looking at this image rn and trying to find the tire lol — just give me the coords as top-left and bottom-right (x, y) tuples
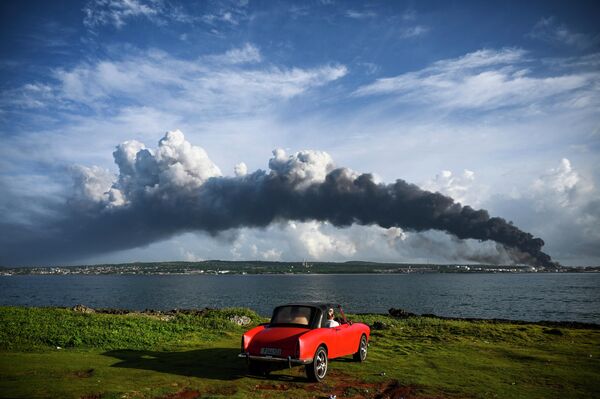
(306, 345), (328, 382)
(353, 334), (368, 362)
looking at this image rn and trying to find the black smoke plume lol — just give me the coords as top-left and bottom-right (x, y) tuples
(0, 131), (558, 268)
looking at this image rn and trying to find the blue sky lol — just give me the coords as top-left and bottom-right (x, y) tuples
(1, 0), (599, 266)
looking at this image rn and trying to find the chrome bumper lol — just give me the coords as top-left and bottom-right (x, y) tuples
(238, 353), (313, 367)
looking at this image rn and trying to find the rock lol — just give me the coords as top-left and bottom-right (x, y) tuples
(72, 304), (95, 314)
(229, 315), (252, 326)
(388, 308), (416, 318)
(371, 321), (389, 330)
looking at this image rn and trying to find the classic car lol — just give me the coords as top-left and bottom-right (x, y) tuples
(238, 302), (370, 382)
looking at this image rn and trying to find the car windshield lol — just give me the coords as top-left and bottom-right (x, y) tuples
(271, 306), (314, 326)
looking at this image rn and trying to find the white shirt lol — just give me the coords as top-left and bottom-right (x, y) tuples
(324, 319), (339, 328)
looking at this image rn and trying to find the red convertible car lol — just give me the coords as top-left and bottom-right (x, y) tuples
(238, 303), (370, 381)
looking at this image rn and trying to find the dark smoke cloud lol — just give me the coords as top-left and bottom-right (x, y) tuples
(0, 130), (558, 267)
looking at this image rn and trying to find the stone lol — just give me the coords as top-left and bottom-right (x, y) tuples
(229, 315), (252, 326)
(72, 304), (95, 314)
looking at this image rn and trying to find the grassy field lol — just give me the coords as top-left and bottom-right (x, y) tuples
(0, 306), (599, 398)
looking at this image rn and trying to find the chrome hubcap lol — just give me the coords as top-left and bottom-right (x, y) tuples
(315, 351), (327, 378)
(360, 338), (367, 360)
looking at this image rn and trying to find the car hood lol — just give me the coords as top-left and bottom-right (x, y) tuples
(247, 326), (309, 356)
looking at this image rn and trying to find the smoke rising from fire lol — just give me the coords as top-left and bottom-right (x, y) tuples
(0, 130), (557, 267)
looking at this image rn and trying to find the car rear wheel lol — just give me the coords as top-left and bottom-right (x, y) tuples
(353, 334), (368, 362)
(306, 345), (328, 382)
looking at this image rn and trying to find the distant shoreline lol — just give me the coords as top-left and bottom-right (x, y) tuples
(2, 271), (600, 276)
(2, 260), (599, 276)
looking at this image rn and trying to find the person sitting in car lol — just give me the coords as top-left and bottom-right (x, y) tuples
(324, 308), (340, 328)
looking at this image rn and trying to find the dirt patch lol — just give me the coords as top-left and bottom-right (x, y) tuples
(158, 389), (201, 399)
(375, 380), (416, 399)
(254, 383), (290, 391)
(375, 380), (452, 399)
(206, 385), (238, 396)
(301, 374), (444, 399)
(306, 371), (383, 398)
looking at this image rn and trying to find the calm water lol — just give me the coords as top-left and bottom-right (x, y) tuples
(1, 273), (599, 323)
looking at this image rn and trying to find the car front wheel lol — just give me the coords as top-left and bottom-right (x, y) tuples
(306, 345), (328, 382)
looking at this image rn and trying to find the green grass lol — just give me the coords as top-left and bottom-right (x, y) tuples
(0, 306), (599, 398)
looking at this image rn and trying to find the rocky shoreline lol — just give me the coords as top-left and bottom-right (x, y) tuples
(62, 304), (600, 330)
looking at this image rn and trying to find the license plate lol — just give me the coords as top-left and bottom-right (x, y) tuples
(260, 347), (281, 356)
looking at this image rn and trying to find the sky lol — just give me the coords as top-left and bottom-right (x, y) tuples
(0, 0), (599, 266)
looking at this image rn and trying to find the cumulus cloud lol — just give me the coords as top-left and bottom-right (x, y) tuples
(234, 162), (248, 177)
(422, 169), (480, 207)
(70, 165), (114, 203)
(292, 221), (357, 258)
(487, 158), (599, 264)
(0, 130), (557, 267)
(268, 148), (335, 188)
(532, 158), (585, 209)
(219, 221), (513, 265)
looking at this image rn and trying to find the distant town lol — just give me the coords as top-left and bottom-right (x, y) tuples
(1, 260), (598, 276)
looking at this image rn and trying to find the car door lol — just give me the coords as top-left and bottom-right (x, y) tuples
(333, 323), (357, 356)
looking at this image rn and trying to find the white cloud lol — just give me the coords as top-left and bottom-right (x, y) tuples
(84, 129), (222, 207)
(399, 25), (429, 38)
(354, 48), (599, 111)
(530, 17), (597, 49)
(532, 158), (583, 208)
(422, 169), (480, 207)
(185, 220), (514, 265)
(182, 249), (203, 262)
(234, 162), (248, 177)
(486, 158), (599, 264)
(259, 247), (283, 261)
(345, 10), (377, 19)
(83, 0), (163, 29)
(294, 221), (357, 258)
(17, 46), (346, 116)
(82, 0), (252, 32)
(207, 43), (262, 64)
(268, 148), (335, 188)
(3, 44), (599, 266)
(70, 165), (114, 203)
